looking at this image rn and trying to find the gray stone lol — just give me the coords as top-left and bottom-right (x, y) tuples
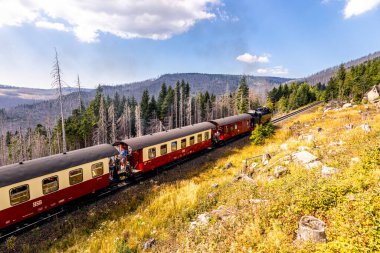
(342, 103), (352, 108)
(211, 183), (219, 188)
(361, 123), (371, 133)
(296, 216), (327, 243)
(143, 238), (156, 250)
(345, 123), (354, 130)
(262, 153), (271, 165)
(280, 143), (288, 150)
(274, 166), (288, 178)
(249, 199), (269, 204)
(292, 151), (318, 164)
(305, 161), (322, 169)
(351, 157), (360, 163)
(211, 205), (236, 220)
(249, 162), (258, 170)
(321, 166), (339, 177)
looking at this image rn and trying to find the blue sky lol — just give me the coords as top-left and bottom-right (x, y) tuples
(0, 0), (379, 89)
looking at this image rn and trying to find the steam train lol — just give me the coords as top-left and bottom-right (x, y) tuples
(0, 108), (271, 230)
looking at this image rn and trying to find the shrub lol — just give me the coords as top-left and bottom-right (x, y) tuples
(250, 123), (275, 145)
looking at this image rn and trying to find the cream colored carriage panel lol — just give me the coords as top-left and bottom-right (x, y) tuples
(142, 130), (212, 162)
(0, 158), (110, 211)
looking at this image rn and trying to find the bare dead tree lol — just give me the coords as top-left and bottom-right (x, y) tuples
(108, 102), (116, 143)
(135, 105), (142, 137)
(51, 48), (67, 153)
(98, 95), (107, 144)
(77, 74), (82, 113)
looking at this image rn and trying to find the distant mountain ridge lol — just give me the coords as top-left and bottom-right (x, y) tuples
(0, 73), (291, 132)
(295, 51), (380, 85)
(0, 85), (90, 108)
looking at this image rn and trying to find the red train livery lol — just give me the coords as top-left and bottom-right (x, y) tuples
(0, 109), (272, 230)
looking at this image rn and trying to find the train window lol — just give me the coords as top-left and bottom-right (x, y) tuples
(235, 124), (238, 130)
(181, 138), (187, 149)
(160, 144), (167, 155)
(42, 176), (59, 195)
(197, 134), (202, 143)
(148, 148), (156, 159)
(171, 141), (177, 152)
(69, 168), (83, 185)
(225, 126), (229, 133)
(204, 132), (210, 140)
(91, 162), (104, 178)
(9, 184), (30, 206)
(189, 136), (195, 145)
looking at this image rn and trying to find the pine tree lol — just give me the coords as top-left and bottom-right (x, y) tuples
(236, 76), (250, 113)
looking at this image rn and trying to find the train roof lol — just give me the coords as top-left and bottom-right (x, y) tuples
(209, 114), (252, 126)
(114, 122), (215, 150)
(0, 144), (119, 188)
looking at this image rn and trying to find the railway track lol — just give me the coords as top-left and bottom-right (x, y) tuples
(0, 101), (323, 242)
(271, 101), (323, 124)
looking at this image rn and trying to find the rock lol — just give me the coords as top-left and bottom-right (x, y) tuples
(197, 213), (211, 225)
(274, 166), (288, 178)
(321, 166), (339, 177)
(234, 173), (255, 184)
(225, 162), (233, 169)
(329, 140), (345, 146)
(348, 194), (355, 201)
(305, 161), (322, 169)
(249, 162), (258, 170)
(361, 123), (371, 133)
(211, 205), (236, 220)
(207, 192), (217, 199)
(297, 216), (327, 243)
(351, 157), (360, 163)
(344, 124), (354, 130)
(298, 146), (310, 151)
(323, 108), (330, 113)
(342, 103), (352, 108)
(292, 151), (318, 164)
(306, 135), (314, 143)
(142, 238), (156, 250)
(249, 199), (269, 204)
(211, 183), (219, 188)
(267, 176), (276, 182)
(262, 153), (271, 165)
(280, 143), (288, 150)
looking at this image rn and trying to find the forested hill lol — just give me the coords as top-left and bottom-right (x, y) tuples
(1, 73), (290, 132)
(296, 51), (380, 86)
(100, 73), (290, 103)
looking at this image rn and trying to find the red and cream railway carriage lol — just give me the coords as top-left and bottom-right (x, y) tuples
(113, 122), (215, 172)
(0, 144), (119, 229)
(210, 114), (253, 142)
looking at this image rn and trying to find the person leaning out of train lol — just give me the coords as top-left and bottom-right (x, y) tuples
(109, 157), (116, 180)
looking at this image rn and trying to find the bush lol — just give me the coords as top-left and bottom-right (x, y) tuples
(250, 123), (275, 145)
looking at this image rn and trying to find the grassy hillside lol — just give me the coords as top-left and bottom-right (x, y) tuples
(5, 104), (380, 252)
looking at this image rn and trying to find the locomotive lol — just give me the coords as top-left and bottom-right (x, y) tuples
(0, 108), (271, 230)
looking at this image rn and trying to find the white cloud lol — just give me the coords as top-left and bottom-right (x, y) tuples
(344, 0), (380, 18)
(0, 0), (220, 42)
(35, 21), (69, 32)
(236, 53), (270, 64)
(256, 66), (288, 75)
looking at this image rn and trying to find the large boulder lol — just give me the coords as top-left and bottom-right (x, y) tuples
(292, 151), (318, 164)
(274, 166), (288, 178)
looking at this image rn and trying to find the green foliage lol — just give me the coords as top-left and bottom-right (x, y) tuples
(236, 76), (250, 113)
(325, 58), (380, 102)
(250, 123), (275, 145)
